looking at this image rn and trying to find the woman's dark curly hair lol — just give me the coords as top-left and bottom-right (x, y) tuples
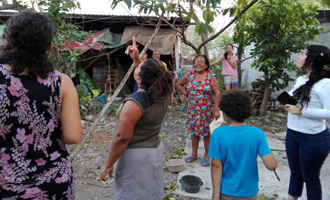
(193, 55), (210, 71)
(224, 44), (234, 60)
(220, 90), (252, 122)
(293, 45), (330, 108)
(139, 58), (174, 100)
(1, 11), (54, 79)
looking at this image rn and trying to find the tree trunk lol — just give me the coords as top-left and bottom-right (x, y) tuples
(237, 44), (244, 88)
(259, 76), (271, 116)
(201, 33), (209, 58)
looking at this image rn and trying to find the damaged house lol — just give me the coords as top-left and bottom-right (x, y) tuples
(0, 12), (186, 97)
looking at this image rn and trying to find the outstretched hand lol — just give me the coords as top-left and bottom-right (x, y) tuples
(125, 36), (140, 60)
(100, 165), (114, 181)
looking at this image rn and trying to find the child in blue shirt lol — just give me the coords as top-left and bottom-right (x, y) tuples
(209, 91), (278, 200)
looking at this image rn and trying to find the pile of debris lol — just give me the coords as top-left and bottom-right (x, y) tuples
(248, 79), (275, 114)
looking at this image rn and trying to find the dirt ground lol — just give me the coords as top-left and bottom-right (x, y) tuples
(67, 110), (188, 200)
(66, 107), (294, 200)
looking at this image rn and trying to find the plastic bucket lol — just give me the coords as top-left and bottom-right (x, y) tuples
(179, 175), (203, 193)
(166, 159), (185, 172)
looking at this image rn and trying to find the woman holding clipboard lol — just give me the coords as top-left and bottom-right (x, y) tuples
(280, 45), (330, 200)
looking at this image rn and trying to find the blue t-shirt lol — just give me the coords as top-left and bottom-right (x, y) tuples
(208, 125), (271, 197)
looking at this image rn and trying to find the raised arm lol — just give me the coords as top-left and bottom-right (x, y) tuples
(60, 74), (82, 144)
(100, 100), (143, 180)
(176, 76), (189, 97)
(125, 37), (142, 68)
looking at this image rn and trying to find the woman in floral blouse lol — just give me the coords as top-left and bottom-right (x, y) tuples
(0, 12), (82, 199)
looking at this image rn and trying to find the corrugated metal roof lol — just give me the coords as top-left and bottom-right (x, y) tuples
(0, 11), (176, 21)
(66, 13), (158, 20)
(0, 12), (187, 28)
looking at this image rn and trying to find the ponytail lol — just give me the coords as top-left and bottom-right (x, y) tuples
(148, 70), (174, 100)
(224, 52), (228, 60)
(139, 59), (174, 100)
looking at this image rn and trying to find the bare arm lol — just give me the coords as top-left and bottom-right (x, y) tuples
(211, 76), (221, 119)
(210, 57), (222, 66)
(261, 153), (278, 171)
(227, 55), (237, 70)
(175, 76), (188, 97)
(211, 159), (222, 200)
(125, 37), (142, 68)
(60, 74), (82, 144)
(100, 100), (142, 180)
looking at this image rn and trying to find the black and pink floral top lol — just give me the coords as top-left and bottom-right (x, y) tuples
(0, 64), (75, 199)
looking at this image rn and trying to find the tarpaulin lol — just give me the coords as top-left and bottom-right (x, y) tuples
(0, 24), (6, 45)
(121, 26), (177, 55)
(64, 29), (123, 54)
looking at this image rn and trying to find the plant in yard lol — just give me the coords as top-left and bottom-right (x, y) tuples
(234, 0), (322, 115)
(76, 84), (94, 116)
(37, 0), (86, 75)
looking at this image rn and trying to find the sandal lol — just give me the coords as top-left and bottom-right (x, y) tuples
(185, 156), (197, 163)
(201, 159), (210, 167)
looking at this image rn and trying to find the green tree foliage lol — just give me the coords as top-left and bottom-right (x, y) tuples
(110, 0), (258, 54)
(182, 25), (233, 58)
(300, 0), (330, 8)
(37, 0), (84, 74)
(234, 0), (322, 115)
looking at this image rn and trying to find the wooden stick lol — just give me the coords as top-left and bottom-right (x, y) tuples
(71, 14), (165, 161)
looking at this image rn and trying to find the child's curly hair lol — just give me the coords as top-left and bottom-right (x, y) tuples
(220, 91), (252, 122)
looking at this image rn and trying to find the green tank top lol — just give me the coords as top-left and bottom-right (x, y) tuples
(115, 91), (169, 149)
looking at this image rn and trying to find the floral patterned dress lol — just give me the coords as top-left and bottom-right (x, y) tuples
(186, 71), (215, 137)
(0, 65), (75, 200)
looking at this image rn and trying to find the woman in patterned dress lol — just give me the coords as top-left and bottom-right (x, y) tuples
(0, 12), (82, 199)
(176, 55), (221, 166)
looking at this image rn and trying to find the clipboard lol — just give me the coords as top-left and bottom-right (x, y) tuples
(276, 91), (298, 105)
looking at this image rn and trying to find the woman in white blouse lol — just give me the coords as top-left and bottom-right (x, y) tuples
(284, 45), (330, 200)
